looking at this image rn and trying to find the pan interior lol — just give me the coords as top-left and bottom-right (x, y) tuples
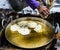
(5, 19), (54, 48)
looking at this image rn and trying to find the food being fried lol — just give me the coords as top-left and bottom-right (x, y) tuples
(17, 27), (31, 35)
(28, 21), (37, 28)
(10, 24), (20, 31)
(5, 20), (54, 48)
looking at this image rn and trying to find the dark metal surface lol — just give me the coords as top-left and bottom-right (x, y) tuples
(8, 0), (27, 11)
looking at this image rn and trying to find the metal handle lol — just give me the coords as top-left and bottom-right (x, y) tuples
(2, 19), (7, 28)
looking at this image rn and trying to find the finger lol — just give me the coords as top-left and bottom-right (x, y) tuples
(43, 7), (50, 14)
(43, 10), (47, 15)
(43, 11), (48, 18)
(46, 9), (50, 14)
(43, 9), (49, 15)
(40, 12), (48, 18)
(40, 9), (47, 16)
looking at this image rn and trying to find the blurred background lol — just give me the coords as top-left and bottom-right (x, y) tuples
(0, 0), (60, 50)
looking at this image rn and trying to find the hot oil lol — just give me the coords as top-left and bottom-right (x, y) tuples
(5, 20), (54, 48)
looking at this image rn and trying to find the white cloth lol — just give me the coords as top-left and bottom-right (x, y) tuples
(0, 0), (12, 9)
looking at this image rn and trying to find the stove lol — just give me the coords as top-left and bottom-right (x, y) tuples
(0, 9), (60, 50)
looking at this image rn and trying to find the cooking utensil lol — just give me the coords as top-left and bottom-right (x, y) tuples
(5, 17), (55, 49)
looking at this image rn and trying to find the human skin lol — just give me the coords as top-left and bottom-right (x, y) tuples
(25, 0), (50, 18)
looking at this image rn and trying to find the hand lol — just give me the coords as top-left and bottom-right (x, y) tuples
(56, 32), (60, 40)
(37, 6), (50, 18)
